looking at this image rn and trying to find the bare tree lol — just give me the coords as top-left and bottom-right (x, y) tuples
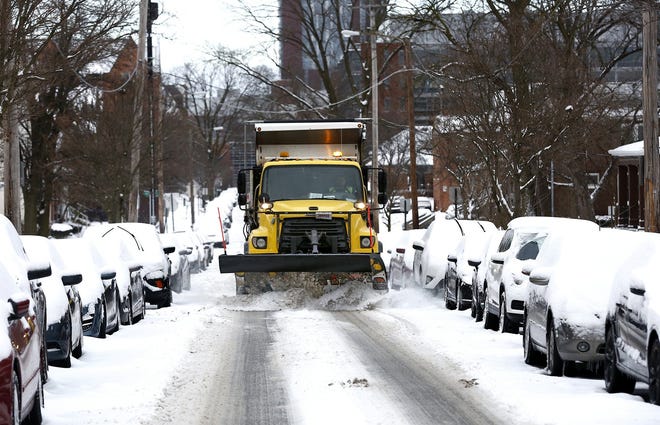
(17, 0), (134, 235)
(404, 0), (641, 225)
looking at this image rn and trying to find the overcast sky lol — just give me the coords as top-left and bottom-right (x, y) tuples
(156, 0), (275, 74)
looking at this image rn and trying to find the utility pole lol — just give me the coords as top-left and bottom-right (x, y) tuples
(1, 0), (21, 231)
(642, 2), (660, 232)
(404, 37), (419, 229)
(369, 2), (380, 231)
(128, 0), (148, 222)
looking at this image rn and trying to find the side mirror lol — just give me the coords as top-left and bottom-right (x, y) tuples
(62, 273), (83, 286)
(378, 169), (387, 194)
(447, 254), (457, 263)
(8, 295), (31, 320)
(630, 282), (646, 297)
(101, 271), (116, 280)
(467, 259), (481, 267)
(163, 246), (176, 254)
(237, 170), (247, 195)
(491, 252), (505, 265)
(378, 193), (387, 205)
(27, 263), (52, 280)
(412, 241), (424, 251)
(529, 266), (551, 286)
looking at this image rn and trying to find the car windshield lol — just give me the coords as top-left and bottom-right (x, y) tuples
(261, 164), (364, 202)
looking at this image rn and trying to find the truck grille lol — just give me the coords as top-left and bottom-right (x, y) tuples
(279, 218), (349, 254)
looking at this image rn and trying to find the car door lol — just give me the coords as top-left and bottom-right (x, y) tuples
(622, 280), (649, 377)
(486, 229), (514, 310)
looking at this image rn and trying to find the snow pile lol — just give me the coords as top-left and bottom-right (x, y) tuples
(218, 281), (388, 311)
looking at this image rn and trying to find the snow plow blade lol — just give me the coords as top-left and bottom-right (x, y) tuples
(218, 253), (373, 273)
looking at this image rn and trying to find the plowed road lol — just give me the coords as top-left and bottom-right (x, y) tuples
(146, 306), (510, 425)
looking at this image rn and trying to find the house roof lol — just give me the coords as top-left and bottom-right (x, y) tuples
(608, 141), (643, 158)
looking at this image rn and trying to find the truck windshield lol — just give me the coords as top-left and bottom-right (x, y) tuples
(261, 165), (364, 202)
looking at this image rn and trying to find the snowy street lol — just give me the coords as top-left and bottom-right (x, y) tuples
(39, 204), (660, 424)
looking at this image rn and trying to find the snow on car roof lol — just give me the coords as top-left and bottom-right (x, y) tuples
(507, 216), (598, 231)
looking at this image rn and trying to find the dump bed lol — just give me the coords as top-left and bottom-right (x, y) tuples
(254, 121), (365, 165)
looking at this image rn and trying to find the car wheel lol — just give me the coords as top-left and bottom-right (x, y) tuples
(126, 294), (134, 326)
(55, 319), (73, 368)
(649, 338), (660, 405)
(456, 285), (465, 311)
(111, 290), (121, 333)
(98, 300), (107, 339)
(483, 289), (498, 331)
(11, 374), (20, 425)
(563, 361), (579, 377)
(39, 305), (48, 384)
(135, 291), (146, 322)
(546, 324), (564, 376)
(603, 325), (636, 393)
(498, 292), (514, 334)
(24, 376), (42, 425)
(72, 329), (83, 359)
(444, 284), (456, 310)
(523, 314), (544, 367)
(475, 282), (485, 322)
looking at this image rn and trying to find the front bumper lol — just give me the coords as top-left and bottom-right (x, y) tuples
(219, 253), (375, 273)
(556, 320), (606, 362)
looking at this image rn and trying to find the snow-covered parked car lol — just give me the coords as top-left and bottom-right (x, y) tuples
(84, 225), (147, 324)
(92, 223), (173, 309)
(444, 229), (499, 311)
(484, 216), (599, 334)
(52, 238), (121, 338)
(0, 260), (43, 424)
(387, 229), (426, 290)
(470, 230), (505, 322)
(411, 213), (496, 294)
(174, 230), (204, 274)
(0, 214), (51, 383)
(522, 228), (641, 376)
(604, 230), (660, 404)
(159, 232), (191, 293)
(21, 235), (84, 367)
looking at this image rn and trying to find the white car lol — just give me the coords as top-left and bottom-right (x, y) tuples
(444, 229), (499, 311)
(387, 229), (427, 290)
(412, 213), (496, 294)
(469, 230), (505, 322)
(604, 231), (660, 403)
(483, 216), (599, 334)
(523, 228), (637, 376)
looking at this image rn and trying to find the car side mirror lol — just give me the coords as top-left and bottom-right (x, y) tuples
(8, 295), (31, 320)
(101, 271), (116, 280)
(163, 246), (176, 254)
(490, 252), (505, 265)
(62, 274), (83, 286)
(467, 259), (481, 267)
(412, 241), (424, 251)
(447, 254), (457, 263)
(630, 283), (646, 297)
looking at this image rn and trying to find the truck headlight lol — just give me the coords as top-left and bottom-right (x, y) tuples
(252, 237), (267, 249)
(360, 236), (374, 248)
(354, 201), (367, 210)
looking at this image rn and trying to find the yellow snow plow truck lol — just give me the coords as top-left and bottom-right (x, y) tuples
(218, 120), (388, 296)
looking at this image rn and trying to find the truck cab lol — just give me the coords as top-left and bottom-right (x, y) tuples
(219, 120), (388, 296)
